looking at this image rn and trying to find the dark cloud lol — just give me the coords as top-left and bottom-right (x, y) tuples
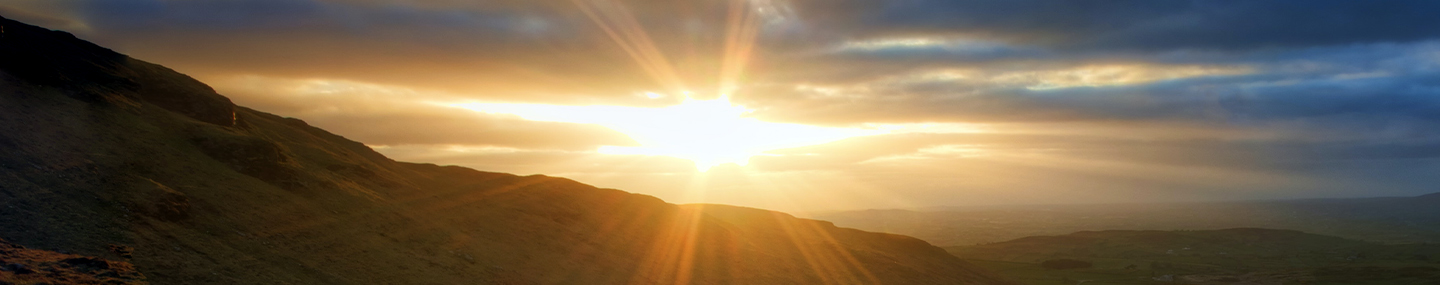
(743, 42), (1440, 143)
(797, 0), (1440, 51)
(16, 0), (695, 105)
(70, 0), (661, 104)
(49, 0), (808, 104)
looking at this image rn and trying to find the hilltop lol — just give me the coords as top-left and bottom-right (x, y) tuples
(0, 15), (1011, 284)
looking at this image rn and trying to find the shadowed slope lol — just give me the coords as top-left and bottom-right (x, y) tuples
(0, 15), (1011, 285)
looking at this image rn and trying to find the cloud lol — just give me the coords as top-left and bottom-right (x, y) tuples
(370, 145), (695, 175)
(212, 75), (638, 150)
(27, 0), (823, 105)
(741, 42), (1440, 135)
(37, 0), (668, 104)
(795, 0), (1440, 51)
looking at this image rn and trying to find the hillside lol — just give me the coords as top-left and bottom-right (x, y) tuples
(946, 229), (1440, 285)
(0, 15), (1011, 284)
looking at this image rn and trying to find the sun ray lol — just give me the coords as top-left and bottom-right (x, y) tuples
(745, 170), (883, 284)
(572, 0), (689, 94)
(719, 0), (762, 95)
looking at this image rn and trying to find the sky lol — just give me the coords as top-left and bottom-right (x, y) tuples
(4, 0), (1440, 212)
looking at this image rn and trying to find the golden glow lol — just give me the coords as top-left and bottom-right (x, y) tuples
(450, 95), (881, 171)
(214, 75), (990, 174)
(719, 0), (763, 96)
(464, 0), (887, 172)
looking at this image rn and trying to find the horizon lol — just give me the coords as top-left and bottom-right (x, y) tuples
(5, 0), (1440, 213)
(799, 190), (1440, 215)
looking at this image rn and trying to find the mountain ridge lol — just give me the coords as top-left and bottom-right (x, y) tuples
(818, 192), (1440, 247)
(0, 15), (1011, 284)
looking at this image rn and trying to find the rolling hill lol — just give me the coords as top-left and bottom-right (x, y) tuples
(945, 228), (1440, 285)
(949, 228), (1375, 263)
(0, 15), (1011, 284)
(816, 193), (1440, 247)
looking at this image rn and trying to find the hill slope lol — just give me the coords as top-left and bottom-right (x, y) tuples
(0, 15), (1011, 284)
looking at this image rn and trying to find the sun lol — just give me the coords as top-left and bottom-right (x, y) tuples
(444, 0), (881, 171)
(449, 94), (878, 171)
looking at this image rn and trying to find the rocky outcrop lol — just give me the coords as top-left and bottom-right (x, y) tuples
(0, 239), (148, 285)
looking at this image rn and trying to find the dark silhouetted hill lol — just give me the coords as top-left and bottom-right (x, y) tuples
(0, 15), (1012, 285)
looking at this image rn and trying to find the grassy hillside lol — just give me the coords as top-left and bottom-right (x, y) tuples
(0, 15), (1012, 285)
(947, 229), (1440, 285)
